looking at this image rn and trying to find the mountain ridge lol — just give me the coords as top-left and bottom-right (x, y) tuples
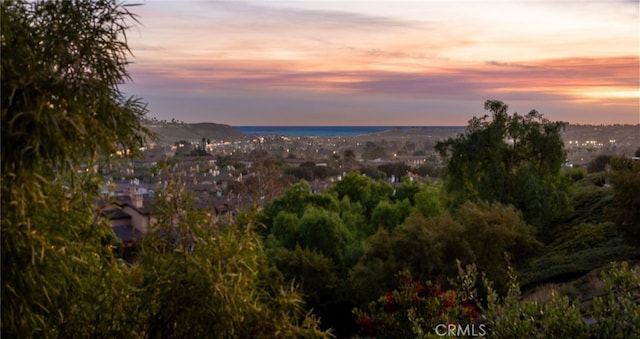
(143, 120), (247, 143)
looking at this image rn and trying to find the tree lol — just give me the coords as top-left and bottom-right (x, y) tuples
(2, 1), (152, 336)
(343, 149), (356, 160)
(436, 100), (570, 229)
(377, 162), (410, 180)
(2, 0), (151, 196)
(288, 161), (316, 181)
(454, 201), (541, 290)
(413, 182), (445, 218)
(297, 207), (352, 268)
(587, 154), (613, 173)
(350, 202), (540, 305)
(267, 246), (344, 335)
(329, 172), (393, 218)
(137, 177), (328, 338)
(371, 199), (412, 232)
(1, 2), (327, 337)
(244, 156), (293, 206)
(362, 141), (388, 160)
(608, 156), (640, 245)
(393, 176), (420, 204)
(262, 181), (314, 222)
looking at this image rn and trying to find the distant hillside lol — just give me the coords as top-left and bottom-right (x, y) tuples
(144, 121), (247, 144)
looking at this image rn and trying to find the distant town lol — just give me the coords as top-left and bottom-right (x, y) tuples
(98, 118), (639, 252)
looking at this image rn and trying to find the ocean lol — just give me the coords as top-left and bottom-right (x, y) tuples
(234, 126), (460, 137)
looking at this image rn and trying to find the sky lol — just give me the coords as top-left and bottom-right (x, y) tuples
(121, 0), (640, 126)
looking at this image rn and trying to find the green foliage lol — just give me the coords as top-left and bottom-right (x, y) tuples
(262, 189), (370, 336)
(351, 202), (540, 305)
(371, 199), (412, 232)
(436, 100), (570, 229)
(354, 265), (483, 339)
(483, 265), (590, 338)
(393, 176), (421, 203)
(1, 0), (152, 198)
(1, 2), (328, 337)
(587, 154), (613, 173)
(1, 1), (151, 336)
(137, 176), (329, 338)
(414, 182), (445, 218)
(455, 202), (541, 289)
(267, 246), (343, 333)
(348, 229), (399, 304)
(273, 212), (301, 248)
(287, 161), (334, 181)
(297, 207), (352, 267)
(552, 222), (620, 252)
(562, 181), (614, 228)
(608, 156), (640, 245)
(2, 173), (144, 337)
(269, 246), (340, 305)
(520, 222), (640, 287)
(330, 172), (373, 207)
(356, 261), (640, 338)
(562, 166), (587, 183)
(589, 262), (640, 337)
(329, 172), (394, 218)
(338, 196), (370, 238)
(484, 262), (640, 338)
(265, 181), (314, 219)
(265, 184), (355, 260)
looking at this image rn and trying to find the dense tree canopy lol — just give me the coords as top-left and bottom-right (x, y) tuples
(436, 100), (570, 229)
(351, 202), (540, 300)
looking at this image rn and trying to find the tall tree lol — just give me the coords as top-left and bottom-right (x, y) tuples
(2, 1), (152, 336)
(436, 100), (570, 230)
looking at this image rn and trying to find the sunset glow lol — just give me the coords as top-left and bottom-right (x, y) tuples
(123, 1), (639, 125)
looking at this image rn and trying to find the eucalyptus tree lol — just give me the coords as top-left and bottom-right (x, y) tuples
(436, 100), (571, 231)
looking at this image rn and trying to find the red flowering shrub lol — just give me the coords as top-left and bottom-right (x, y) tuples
(356, 261), (640, 338)
(354, 269), (480, 338)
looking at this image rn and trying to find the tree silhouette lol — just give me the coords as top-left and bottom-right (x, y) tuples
(436, 100), (570, 229)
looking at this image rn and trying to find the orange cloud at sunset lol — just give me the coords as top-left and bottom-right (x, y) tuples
(122, 1), (639, 125)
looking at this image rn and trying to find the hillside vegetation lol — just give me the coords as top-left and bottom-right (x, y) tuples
(2, 1), (638, 338)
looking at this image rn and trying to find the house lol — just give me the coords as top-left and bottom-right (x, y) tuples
(100, 184), (156, 247)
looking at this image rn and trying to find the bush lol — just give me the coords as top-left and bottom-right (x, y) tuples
(355, 261), (640, 338)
